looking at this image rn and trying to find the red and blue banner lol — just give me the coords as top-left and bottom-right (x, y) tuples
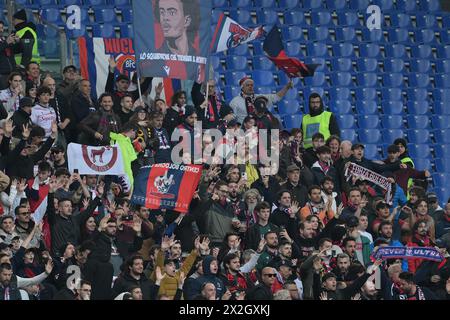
(211, 13), (265, 53)
(131, 163), (203, 213)
(263, 25), (320, 78)
(132, 0), (212, 81)
(371, 246), (444, 262)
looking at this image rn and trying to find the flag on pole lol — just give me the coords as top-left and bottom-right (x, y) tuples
(67, 143), (125, 175)
(131, 163), (202, 213)
(211, 13), (265, 53)
(132, 0), (212, 81)
(263, 25), (320, 78)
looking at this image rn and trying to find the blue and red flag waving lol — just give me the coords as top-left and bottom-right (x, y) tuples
(131, 163), (202, 213)
(263, 25), (320, 78)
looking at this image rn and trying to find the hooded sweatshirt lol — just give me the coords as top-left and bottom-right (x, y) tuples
(191, 255), (225, 298)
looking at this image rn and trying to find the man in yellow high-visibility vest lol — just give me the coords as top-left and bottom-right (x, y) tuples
(301, 93), (340, 149)
(12, 9), (41, 67)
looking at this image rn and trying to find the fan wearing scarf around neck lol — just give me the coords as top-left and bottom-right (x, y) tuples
(229, 76), (294, 124)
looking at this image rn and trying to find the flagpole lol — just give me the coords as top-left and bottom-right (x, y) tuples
(137, 75), (143, 104)
(204, 81), (209, 118)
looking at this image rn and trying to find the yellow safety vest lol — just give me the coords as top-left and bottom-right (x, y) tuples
(15, 26), (41, 65)
(401, 156), (415, 199)
(302, 111), (332, 149)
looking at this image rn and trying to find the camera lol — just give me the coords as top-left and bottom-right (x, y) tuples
(122, 215), (133, 221)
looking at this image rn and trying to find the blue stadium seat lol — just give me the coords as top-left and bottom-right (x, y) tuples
(121, 8), (132, 23)
(362, 28), (384, 42)
(382, 73), (404, 88)
(381, 101), (404, 115)
(396, 0), (417, 12)
(229, 9), (252, 25)
(254, 0), (276, 8)
(331, 58), (352, 72)
(306, 42), (328, 57)
(119, 24), (133, 38)
(405, 88), (428, 101)
(387, 28), (411, 43)
(303, 0), (323, 9)
(390, 13), (411, 28)
(356, 58), (378, 72)
(381, 87), (402, 101)
(435, 158), (450, 172)
(92, 24), (116, 38)
(94, 8), (118, 23)
(279, 0), (300, 9)
(384, 44), (406, 58)
(411, 45), (432, 59)
(302, 88), (325, 101)
(38, 25), (59, 38)
(337, 12), (359, 27)
(416, 29), (436, 44)
(359, 129), (382, 144)
(210, 56), (221, 71)
(414, 158), (431, 171)
(223, 86), (240, 100)
(283, 114), (302, 130)
(435, 188), (450, 205)
(407, 101), (429, 115)
(225, 71), (247, 86)
(230, 0), (252, 7)
(435, 145), (450, 158)
(381, 115), (404, 129)
(252, 56), (274, 71)
(355, 88), (377, 101)
(358, 115), (380, 129)
(337, 115), (356, 129)
(409, 59), (431, 73)
(330, 72), (352, 87)
(407, 115), (430, 129)
(254, 87), (273, 95)
(415, 15), (437, 29)
(212, 0), (228, 6)
(408, 74), (430, 88)
(340, 129), (357, 142)
(251, 70), (275, 86)
(434, 89), (450, 102)
(212, 9), (222, 24)
(329, 100), (352, 114)
(285, 42), (300, 56)
(433, 173), (450, 188)
(109, 0), (130, 5)
(332, 43), (355, 57)
(228, 43), (250, 56)
(281, 26), (303, 41)
(432, 116), (450, 130)
(284, 11), (304, 25)
(435, 74), (450, 88)
(407, 129), (430, 144)
(373, 0), (394, 10)
(356, 73), (378, 87)
(436, 60), (450, 74)
(277, 100), (300, 115)
(328, 87), (351, 100)
(407, 144), (431, 159)
(435, 130), (450, 144)
(355, 100), (378, 115)
(85, 0), (107, 6)
(382, 129), (405, 144)
(256, 9), (279, 25)
(307, 27), (330, 42)
(40, 8), (64, 25)
(418, 0), (441, 12)
(59, 0), (81, 4)
(304, 72), (326, 87)
(226, 56), (248, 71)
(348, 0), (369, 10)
(383, 59), (405, 73)
(326, 0), (347, 10)
(335, 27), (356, 42)
(32, 0), (57, 5)
(440, 30), (450, 44)
(437, 45), (450, 59)
(42, 40), (60, 59)
(66, 27), (86, 39)
(311, 11), (332, 26)
(434, 102), (450, 115)
(359, 43), (381, 58)
(364, 144), (379, 159)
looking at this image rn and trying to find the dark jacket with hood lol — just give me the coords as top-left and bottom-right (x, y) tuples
(0, 35), (16, 75)
(78, 108), (121, 145)
(11, 108), (33, 138)
(245, 281), (273, 300)
(189, 255), (225, 298)
(112, 271), (154, 300)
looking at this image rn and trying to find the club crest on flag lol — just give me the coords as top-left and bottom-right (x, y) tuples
(227, 22), (262, 49)
(154, 171), (175, 196)
(82, 145), (118, 172)
(115, 54), (136, 76)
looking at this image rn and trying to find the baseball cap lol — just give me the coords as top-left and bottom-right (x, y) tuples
(63, 65), (77, 73)
(351, 143), (365, 151)
(287, 164), (300, 173)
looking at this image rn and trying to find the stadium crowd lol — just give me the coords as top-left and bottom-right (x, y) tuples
(0, 8), (449, 301)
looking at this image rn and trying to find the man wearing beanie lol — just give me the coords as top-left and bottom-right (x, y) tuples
(393, 138), (415, 168)
(230, 76), (293, 124)
(12, 9), (41, 67)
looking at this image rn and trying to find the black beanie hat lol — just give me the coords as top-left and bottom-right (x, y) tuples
(393, 138), (407, 149)
(13, 9), (27, 21)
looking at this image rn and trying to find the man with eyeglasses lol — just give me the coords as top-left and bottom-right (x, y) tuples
(245, 266), (275, 300)
(50, 145), (67, 171)
(13, 205), (40, 248)
(57, 65), (80, 101)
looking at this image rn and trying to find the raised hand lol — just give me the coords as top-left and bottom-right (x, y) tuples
(51, 121), (58, 138)
(161, 234), (176, 251)
(108, 55), (117, 70)
(335, 203), (344, 219)
(178, 271), (186, 288)
(132, 215), (142, 234)
(155, 266), (166, 284)
(45, 258), (54, 275)
(290, 200), (300, 215)
(49, 176), (58, 193)
(82, 198), (90, 210)
(96, 181), (105, 197)
(257, 238), (266, 253)
(107, 201), (117, 214)
(319, 291), (328, 300)
(155, 82), (163, 96)
(22, 123), (31, 140)
(99, 214), (111, 232)
(18, 179), (28, 193)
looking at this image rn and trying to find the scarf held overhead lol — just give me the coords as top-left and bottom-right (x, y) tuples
(371, 246), (444, 262)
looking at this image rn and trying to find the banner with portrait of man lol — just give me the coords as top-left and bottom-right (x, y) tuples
(133, 0), (212, 81)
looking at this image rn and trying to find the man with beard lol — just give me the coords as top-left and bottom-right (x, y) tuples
(396, 272), (437, 300)
(270, 190), (300, 237)
(112, 255), (153, 300)
(227, 181), (246, 231)
(241, 189), (261, 229)
(279, 164), (308, 207)
(321, 176), (340, 215)
(332, 253), (352, 285)
(293, 221), (317, 259)
(407, 221), (435, 273)
(375, 221), (408, 271)
(303, 132), (325, 169)
(256, 231), (280, 271)
(335, 140), (353, 195)
(301, 92), (340, 149)
(221, 252), (253, 297)
(300, 185), (334, 225)
(246, 202), (280, 251)
(341, 188), (369, 223)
